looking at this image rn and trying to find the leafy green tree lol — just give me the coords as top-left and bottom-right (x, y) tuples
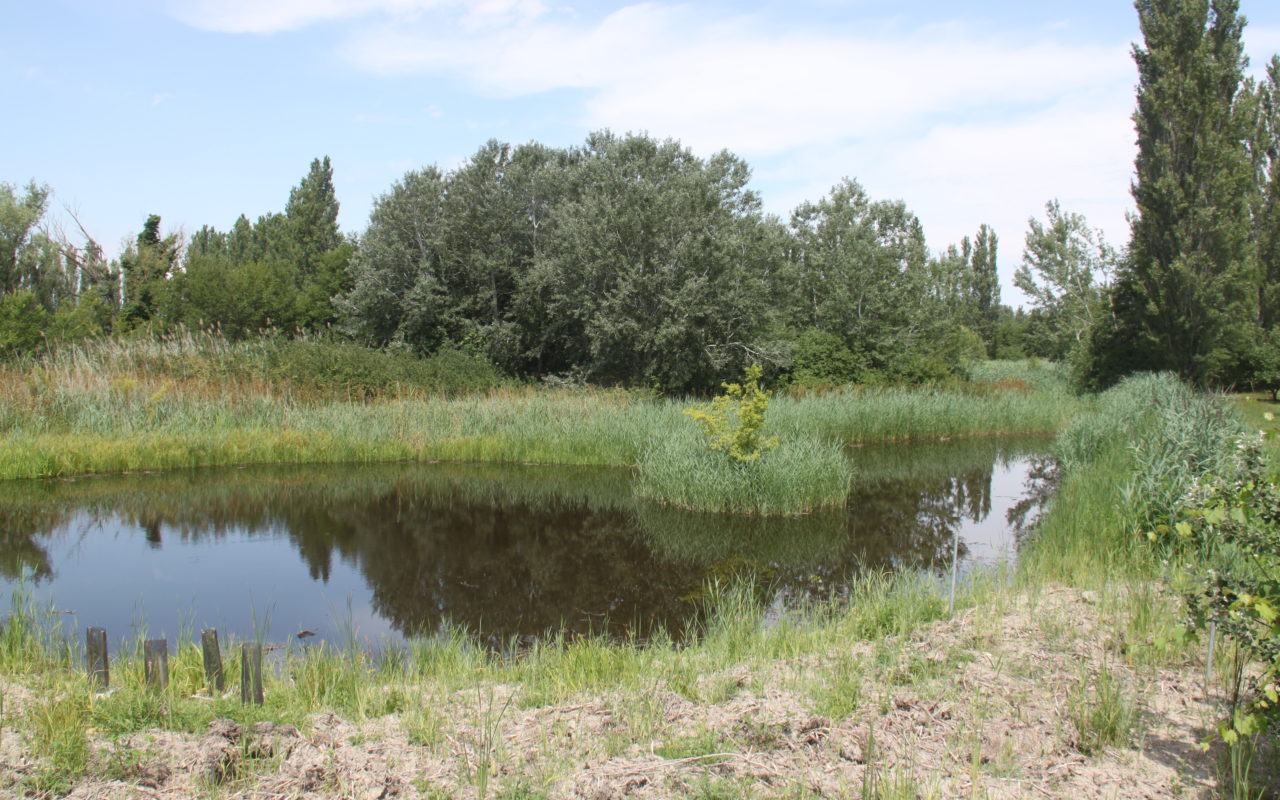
(120, 214), (180, 327)
(0, 181), (50, 295)
(1247, 326), (1280, 400)
(789, 328), (864, 386)
(341, 166), (450, 351)
(968, 224), (1001, 355)
(284, 156), (342, 281)
(788, 178), (948, 380)
(530, 132), (780, 390)
(434, 140), (561, 371)
(1247, 56), (1280, 331)
(1107, 0), (1255, 386)
(0, 290), (49, 355)
(1015, 201), (1116, 360)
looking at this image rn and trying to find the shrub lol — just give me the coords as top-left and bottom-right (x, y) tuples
(684, 364), (778, 462)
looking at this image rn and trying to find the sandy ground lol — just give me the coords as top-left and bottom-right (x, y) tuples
(3, 587), (1274, 799)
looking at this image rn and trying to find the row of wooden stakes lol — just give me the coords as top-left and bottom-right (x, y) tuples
(84, 626), (265, 705)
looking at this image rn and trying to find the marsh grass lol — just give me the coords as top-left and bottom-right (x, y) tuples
(0, 337), (1082, 487)
(635, 426), (852, 516)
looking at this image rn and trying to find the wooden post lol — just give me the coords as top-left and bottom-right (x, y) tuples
(241, 644), (263, 706)
(143, 639), (169, 689)
(201, 629), (224, 692)
(86, 627), (109, 689)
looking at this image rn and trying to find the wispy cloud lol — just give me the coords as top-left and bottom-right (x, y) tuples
(169, 0), (547, 34)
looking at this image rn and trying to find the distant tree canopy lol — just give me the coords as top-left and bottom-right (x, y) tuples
(339, 132), (1007, 392)
(162, 156), (354, 337)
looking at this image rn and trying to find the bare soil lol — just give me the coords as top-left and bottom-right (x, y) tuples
(3, 587), (1273, 799)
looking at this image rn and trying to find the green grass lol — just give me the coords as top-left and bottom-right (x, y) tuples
(0, 338), (1086, 519)
(635, 426), (853, 515)
(1067, 658), (1138, 755)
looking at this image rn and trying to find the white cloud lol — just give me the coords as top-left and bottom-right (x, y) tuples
(169, 0), (547, 34)
(337, 5), (1132, 159)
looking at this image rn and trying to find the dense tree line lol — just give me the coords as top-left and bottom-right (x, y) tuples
(0, 135), (1008, 392)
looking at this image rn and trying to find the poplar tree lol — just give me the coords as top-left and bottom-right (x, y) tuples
(968, 224), (1000, 355)
(1123, 0), (1254, 385)
(284, 156), (341, 280)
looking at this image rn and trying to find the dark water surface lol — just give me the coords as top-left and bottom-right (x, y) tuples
(0, 437), (1052, 647)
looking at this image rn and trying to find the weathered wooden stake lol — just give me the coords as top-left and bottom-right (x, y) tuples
(86, 627), (109, 689)
(143, 639), (169, 689)
(201, 629), (224, 692)
(241, 644), (263, 706)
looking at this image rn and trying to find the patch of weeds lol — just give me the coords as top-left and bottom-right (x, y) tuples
(736, 716), (786, 750)
(493, 779), (552, 800)
(863, 769), (930, 800)
(1068, 660), (1137, 755)
(666, 667), (701, 704)
(404, 704), (445, 747)
(655, 725), (732, 762)
(700, 675), (742, 705)
(683, 773), (755, 800)
(414, 777), (457, 800)
(618, 688), (665, 742)
(810, 656), (863, 722)
(19, 686), (90, 797)
(99, 738), (146, 782)
(89, 686), (209, 735)
(889, 649), (974, 688)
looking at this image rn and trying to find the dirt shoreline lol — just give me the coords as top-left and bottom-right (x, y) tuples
(1, 587), (1261, 799)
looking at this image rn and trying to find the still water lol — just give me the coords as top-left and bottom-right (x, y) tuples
(0, 437), (1052, 647)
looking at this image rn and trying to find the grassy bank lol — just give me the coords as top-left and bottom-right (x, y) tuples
(1, 369), (1274, 797)
(0, 337), (1081, 481)
(0, 338), (1082, 518)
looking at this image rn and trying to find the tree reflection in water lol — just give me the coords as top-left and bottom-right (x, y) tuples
(0, 437), (1052, 645)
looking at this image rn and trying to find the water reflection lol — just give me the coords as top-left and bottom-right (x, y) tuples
(0, 437), (1051, 646)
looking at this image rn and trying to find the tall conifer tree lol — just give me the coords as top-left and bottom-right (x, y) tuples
(1124, 0), (1254, 385)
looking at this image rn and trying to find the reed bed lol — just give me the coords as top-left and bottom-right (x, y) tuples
(634, 426), (852, 516)
(0, 337), (1084, 490)
(1019, 372), (1245, 585)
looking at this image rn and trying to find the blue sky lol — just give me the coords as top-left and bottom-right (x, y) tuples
(5, 0), (1280, 305)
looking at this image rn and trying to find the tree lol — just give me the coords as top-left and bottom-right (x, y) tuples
(968, 224), (1001, 355)
(0, 290), (48, 355)
(1247, 56), (1280, 331)
(522, 132), (780, 390)
(1112, 0), (1255, 386)
(342, 166), (450, 350)
(787, 178), (935, 380)
(284, 156), (341, 281)
(1014, 201), (1116, 360)
(0, 182), (50, 295)
(120, 214), (180, 327)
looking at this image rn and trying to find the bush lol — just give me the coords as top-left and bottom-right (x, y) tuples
(0, 290), (49, 356)
(1153, 438), (1280, 742)
(264, 339), (504, 397)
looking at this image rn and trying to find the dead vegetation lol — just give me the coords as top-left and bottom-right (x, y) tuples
(5, 586), (1266, 800)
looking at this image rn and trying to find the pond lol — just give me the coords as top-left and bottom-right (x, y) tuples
(0, 437), (1053, 648)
